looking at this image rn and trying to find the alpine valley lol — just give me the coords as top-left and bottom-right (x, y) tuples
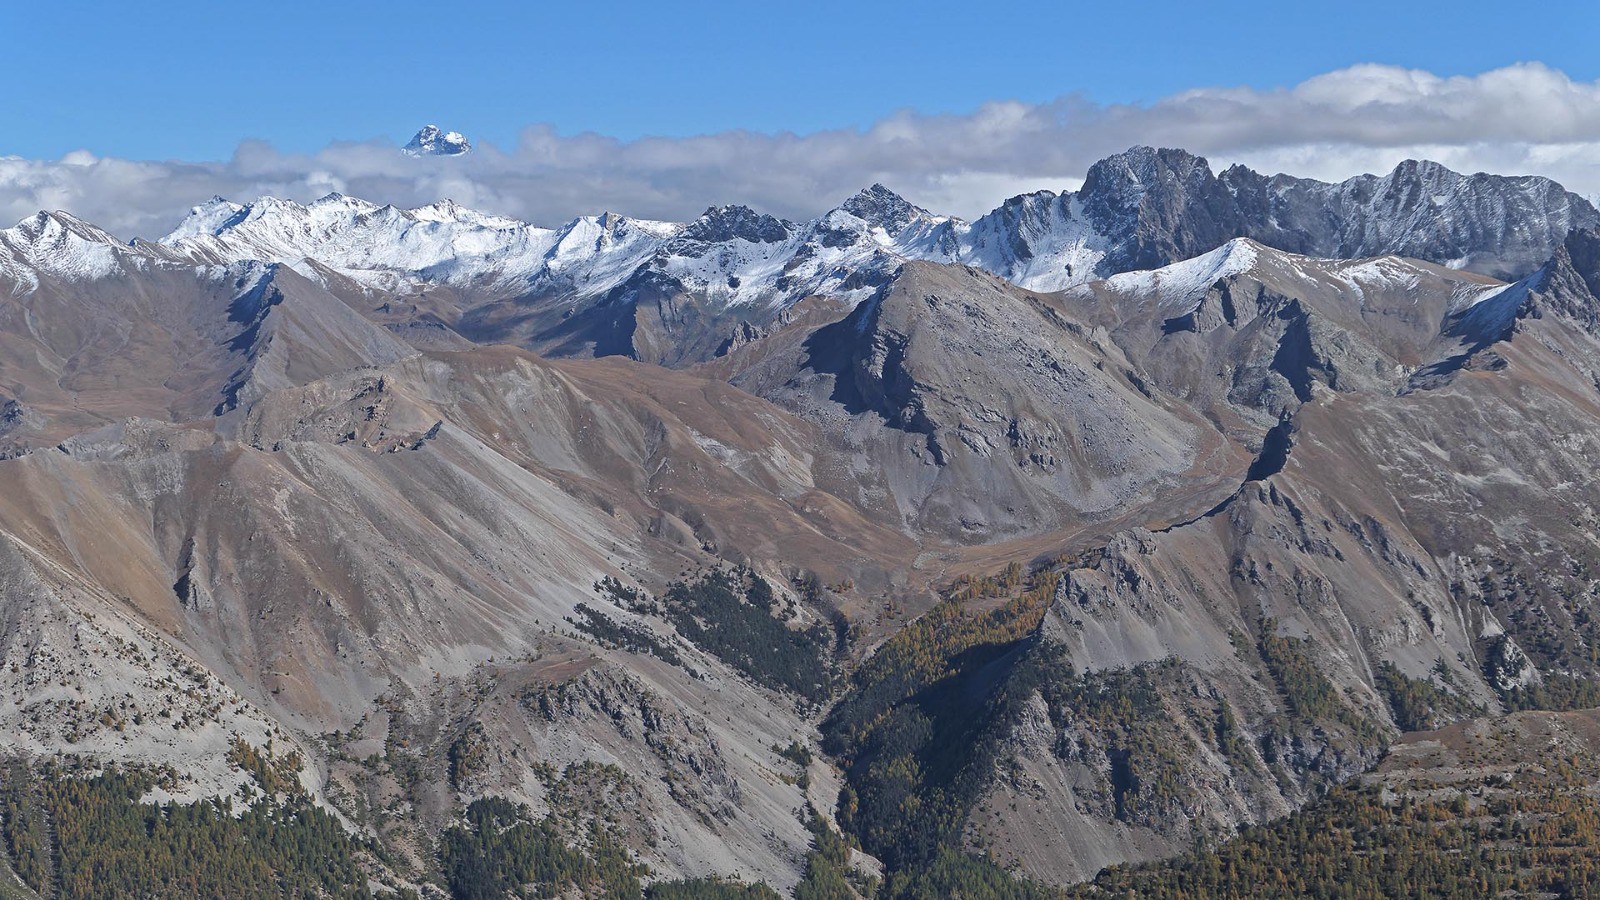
(5, 146), (1600, 898)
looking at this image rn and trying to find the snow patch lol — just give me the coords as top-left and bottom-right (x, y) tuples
(1104, 238), (1260, 308)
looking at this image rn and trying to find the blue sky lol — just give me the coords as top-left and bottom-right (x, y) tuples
(5, 0), (1598, 160)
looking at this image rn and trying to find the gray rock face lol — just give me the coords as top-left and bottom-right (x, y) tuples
(1053, 146), (1600, 283)
(1220, 158), (1600, 279)
(677, 205), (793, 245)
(840, 183), (927, 233)
(1517, 227), (1600, 333)
(1079, 146), (1253, 274)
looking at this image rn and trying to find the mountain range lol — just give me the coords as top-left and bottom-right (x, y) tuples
(3, 146), (1600, 897)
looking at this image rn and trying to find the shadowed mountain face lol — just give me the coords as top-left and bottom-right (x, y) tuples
(0, 217), (416, 451)
(716, 261), (1221, 541)
(1073, 148), (1598, 281)
(5, 152), (1600, 896)
(1063, 237), (1509, 418)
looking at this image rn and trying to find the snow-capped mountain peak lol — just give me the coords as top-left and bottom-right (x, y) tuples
(680, 206), (793, 245)
(840, 183), (927, 233)
(193, 200), (527, 287)
(1103, 237), (1261, 307)
(9, 209), (123, 247)
(399, 198), (520, 231)
(164, 197), (249, 241)
(403, 124), (472, 157)
(1, 210), (147, 286)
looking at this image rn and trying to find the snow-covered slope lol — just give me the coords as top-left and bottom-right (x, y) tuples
(1103, 237), (1261, 310)
(645, 189), (967, 310)
(1093, 237), (1507, 322)
(1, 210), (166, 290)
(158, 185), (970, 310)
(161, 193), (568, 290)
(957, 191), (1107, 292)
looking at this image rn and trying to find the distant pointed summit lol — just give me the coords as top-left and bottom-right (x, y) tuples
(840, 183), (923, 232)
(402, 125), (471, 157)
(681, 205), (792, 244)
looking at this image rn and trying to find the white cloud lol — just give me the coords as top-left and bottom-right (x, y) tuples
(5, 62), (1600, 239)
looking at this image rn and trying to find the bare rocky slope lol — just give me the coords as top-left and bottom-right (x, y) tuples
(3, 151), (1600, 897)
(948, 226), (1600, 884)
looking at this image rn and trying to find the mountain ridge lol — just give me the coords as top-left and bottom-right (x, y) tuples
(139, 147), (1594, 299)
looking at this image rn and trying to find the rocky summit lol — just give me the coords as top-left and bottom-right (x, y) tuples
(403, 124), (473, 157)
(5, 147), (1600, 898)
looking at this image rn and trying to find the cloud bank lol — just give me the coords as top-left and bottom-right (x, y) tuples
(5, 62), (1600, 239)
